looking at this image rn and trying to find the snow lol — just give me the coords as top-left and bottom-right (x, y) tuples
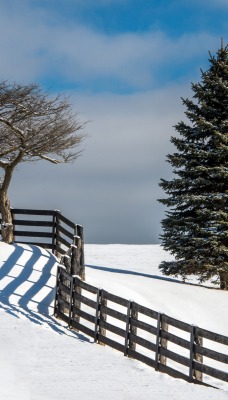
(0, 242), (228, 399)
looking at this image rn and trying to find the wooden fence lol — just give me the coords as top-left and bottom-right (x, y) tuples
(0, 208), (84, 263)
(1, 208), (227, 389)
(54, 266), (228, 389)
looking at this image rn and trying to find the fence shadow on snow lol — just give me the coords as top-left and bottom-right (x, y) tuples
(1, 208), (228, 390)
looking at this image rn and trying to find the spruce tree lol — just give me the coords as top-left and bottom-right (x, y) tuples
(159, 43), (228, 289)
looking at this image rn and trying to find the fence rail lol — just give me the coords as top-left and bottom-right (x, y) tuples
(54, 266), (228, 389)
(0, 208), (84, 263)
(1, 208), (227, 389)
(0, 207), (85, 282)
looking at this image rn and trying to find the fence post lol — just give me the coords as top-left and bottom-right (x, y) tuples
(76, 225), (85, 280)
(11, 210), (15, 243)
(72, 236), (80, 276)
(94, 289), (102, 343)
(71, 244), (77, 275)
(73, 234), (85, 280)
(155, 313), (168, 370)
(129, 302), (138, 355)
(189, 325), (195, 382)
(68, 276), (75, 328)
(160, 314), (168, 366)
(54, 264), (61, 317)
(54, 264), (67, 316)
(194, 329), (203, 382)
(51, 212), (56, 254)
(155, 312), (161, 370)
(63, 254), (71, 274)
(55, 210), (61, 259)
(124, 300), (132, 356)
(72, 276), (82, 332)
(98, 289), (107, 346)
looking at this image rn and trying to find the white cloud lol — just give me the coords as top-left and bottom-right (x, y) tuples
(0, 1), (220, 90)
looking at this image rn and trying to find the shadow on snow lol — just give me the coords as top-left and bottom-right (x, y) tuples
(0, 243), (90, 342)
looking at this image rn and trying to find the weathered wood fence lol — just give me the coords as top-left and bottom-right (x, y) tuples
(0, 208), (84, 263)
(1, 208), (227, 389)
(54, 266), (228, 389)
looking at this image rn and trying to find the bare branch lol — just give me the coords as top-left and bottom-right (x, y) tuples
(0, 80), (87, 168)
(37, 154), (64, 164)
(0, 117), (25, 140)
(0, 80), (87, 244)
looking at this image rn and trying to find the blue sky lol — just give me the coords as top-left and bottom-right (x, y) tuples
(0, 0), (227, 243)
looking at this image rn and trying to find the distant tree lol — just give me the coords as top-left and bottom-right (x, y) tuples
(158, 43), (228, 289)
(0, 81), (86, 244)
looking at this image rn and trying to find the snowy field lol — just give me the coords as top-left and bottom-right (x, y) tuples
(0, 242), (228, 399)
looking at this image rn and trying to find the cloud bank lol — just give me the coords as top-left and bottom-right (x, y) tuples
(0, 0), (226, 243)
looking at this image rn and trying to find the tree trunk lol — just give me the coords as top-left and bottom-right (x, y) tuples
(219, 271), (228, 290)
(0, 190), (14, 243)
(0, 163), (18, 244)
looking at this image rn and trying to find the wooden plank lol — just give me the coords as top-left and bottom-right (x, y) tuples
(14, 241), (53, 249)
(130, 318), (157, 336)
(12, 208), (55, 216)
(71, 320), (95, 338)
(55, 223), (74, 240)
(102, 291), (129, 307)
(129, 333), (157, 352)
(55, 234), (71, 248)
(161, 330), (190, 350)
(195, 327), (228, 345)
(132, 302), (158, 320)
(99, 320), (126, 338)
(58, 280), (71, 296)
(193, 361), (228, 382)
(127, 349), (156, 368)
(100, 305), (127, 323)
(160, 347), (190, 367)
(74, 293), (97, 309)
(57, 213), (76, 229)
(75, 278), (99, 294)
(14, 231), (53, 238)
(73, 308), (96, 324)
(54, 308), (69, 323)
(97, 334), (125, 353)
(194, 344), (228, 364)
(57, 295), (70, 310)
(162, 315), (191, 333)
(60, 269), (73, 282)
(54, 244), (66, 255)
(158, 363), (190, 382)
(13, 219), (54, 227)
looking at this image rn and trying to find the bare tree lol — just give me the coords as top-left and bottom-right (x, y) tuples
(0, 81), (86, 243)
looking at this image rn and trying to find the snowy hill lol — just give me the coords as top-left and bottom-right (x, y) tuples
(0, 242), (227, 399)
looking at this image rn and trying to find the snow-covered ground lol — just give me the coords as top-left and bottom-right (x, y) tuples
(0, 242), (227, 399)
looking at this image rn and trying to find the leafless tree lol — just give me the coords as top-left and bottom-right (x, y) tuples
(0, 81), (86, 243)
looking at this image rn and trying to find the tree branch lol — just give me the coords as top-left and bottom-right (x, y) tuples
(0, 117), (25, 140)
(37, 154), (64, 164)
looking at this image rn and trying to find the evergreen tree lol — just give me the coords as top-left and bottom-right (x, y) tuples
(159, 43), (228, 289)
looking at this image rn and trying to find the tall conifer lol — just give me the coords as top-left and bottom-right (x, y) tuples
(159, 43), (228, 289)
